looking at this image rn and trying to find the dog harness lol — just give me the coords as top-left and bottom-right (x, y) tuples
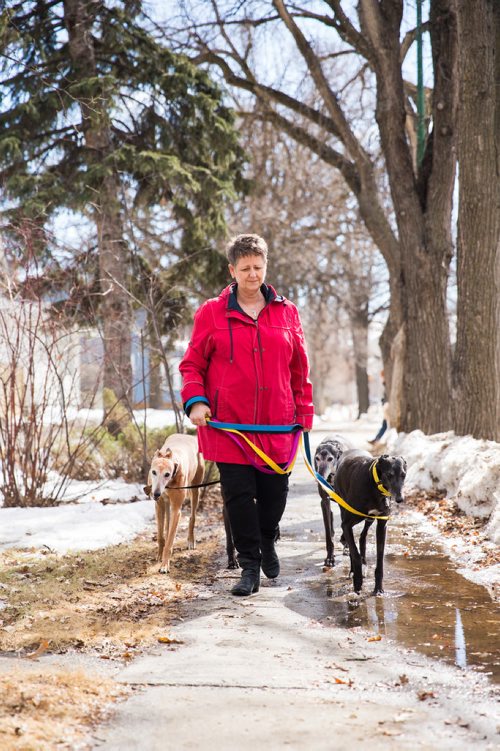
(370, 460), (392, 497)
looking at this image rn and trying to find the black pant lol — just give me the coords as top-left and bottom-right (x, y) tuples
(373, 419), (388, 442)
(217, 463), (289, 566)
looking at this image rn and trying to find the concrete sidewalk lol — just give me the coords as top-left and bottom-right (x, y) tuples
(94, 426), (499, 750)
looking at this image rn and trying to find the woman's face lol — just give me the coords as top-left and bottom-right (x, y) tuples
(229, 254), (267, 294)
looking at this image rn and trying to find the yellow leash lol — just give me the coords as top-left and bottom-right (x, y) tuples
(206, 419), (298, 475)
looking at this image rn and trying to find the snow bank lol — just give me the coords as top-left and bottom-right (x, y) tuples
(387, 429), (500, 544)
(0, 500), (154, 553)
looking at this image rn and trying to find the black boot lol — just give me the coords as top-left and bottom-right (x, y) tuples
(231, 567), (260, 596)
(231, 556), (260, 596)
(261, 536), (280, 579)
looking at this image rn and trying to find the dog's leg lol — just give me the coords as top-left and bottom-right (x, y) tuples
(221, 485), (237, 569)
(359, 520), (374, 565)
(159, 491), (183, 574)
(155, 499), (165, 563)
(320, 488), (335, 567)
(187, 488), (199, 550)
(222, 502), (238, 569)
(374, 519), (388, 595)
(339, 532), (349, 555)
(342, 519), (363, 594)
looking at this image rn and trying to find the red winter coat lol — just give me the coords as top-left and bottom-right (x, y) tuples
(179, 284), (314, 465)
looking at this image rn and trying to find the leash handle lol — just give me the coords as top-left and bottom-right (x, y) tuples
(301, 433), (389, 521)
(206, 419), (303, 433)
(168, 479), (221, 490)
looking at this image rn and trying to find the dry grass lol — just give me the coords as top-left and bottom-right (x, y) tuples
(0, 665), (129, 750)
(0, 524), (222, 656)
(0, 495), (224, 749)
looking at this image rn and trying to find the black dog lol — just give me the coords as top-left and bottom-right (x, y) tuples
(333, 450), (407, 595)
(314, 435), (353, 567)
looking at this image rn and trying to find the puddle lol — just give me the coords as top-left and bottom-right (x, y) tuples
(285, 519), (500, 683)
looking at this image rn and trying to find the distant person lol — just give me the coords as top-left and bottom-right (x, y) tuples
(179, 233), (314, 596)
(368, 371), (390, 446)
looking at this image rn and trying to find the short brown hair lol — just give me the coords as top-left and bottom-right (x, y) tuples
(226, 234), (268, 265)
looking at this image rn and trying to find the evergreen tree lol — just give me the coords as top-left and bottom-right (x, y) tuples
(0, 0), (246, 399)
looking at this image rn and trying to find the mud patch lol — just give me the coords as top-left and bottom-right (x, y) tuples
(0, 527), (223, 656)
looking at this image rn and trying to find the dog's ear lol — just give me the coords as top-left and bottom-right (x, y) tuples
(158, 448), (172, 459)
(143, 484), (152, 497)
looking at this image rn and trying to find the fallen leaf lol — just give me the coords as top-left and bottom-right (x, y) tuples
(175, 583), (182, 592)
(367, 634), (382, 642)
(157, 636), (183, 645)
(417, 690), (436, 701)
(398, 674), (409, 685)
(333, 677), (354, 686)
(25, 640), (49, 659)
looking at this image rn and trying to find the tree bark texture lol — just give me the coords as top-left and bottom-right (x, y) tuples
(453, 0), (500, 440)
(63, 0), (132, 401)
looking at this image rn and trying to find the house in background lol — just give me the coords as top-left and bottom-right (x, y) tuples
(0, 297), (81, 418)
(79, 316), (185, 410)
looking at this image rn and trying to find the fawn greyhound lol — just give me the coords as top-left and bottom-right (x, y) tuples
(144, 433), (204, 574)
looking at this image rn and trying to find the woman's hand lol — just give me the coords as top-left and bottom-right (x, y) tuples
(189, 402), (212, 427)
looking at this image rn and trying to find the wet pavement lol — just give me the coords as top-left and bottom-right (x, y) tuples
(284, 515), (500, 683)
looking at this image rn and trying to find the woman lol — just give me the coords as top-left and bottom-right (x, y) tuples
(179, 234), (314, 596)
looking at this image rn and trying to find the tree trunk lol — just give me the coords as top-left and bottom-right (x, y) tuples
(148, 318), (164, 409)
(379, 283), (403, 430)
(348, 294), (370, 418)
(400, 242), (452, 432)
(63, 0), (132, 401)
(364, 0), (455, 434)
(453, 0), (500, 440)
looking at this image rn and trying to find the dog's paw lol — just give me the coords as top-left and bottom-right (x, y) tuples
(227, 559), (239, 570)
(187, 539), (196, 550)
(158, 565), (170, 574)
(323, 557), (335, 569)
